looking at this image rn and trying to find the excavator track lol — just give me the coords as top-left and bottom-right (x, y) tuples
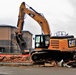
(31, 50), (76, 67)
(31, 51), (49, 63)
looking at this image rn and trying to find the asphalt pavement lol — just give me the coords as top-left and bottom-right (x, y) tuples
(0, 66), (76, 75)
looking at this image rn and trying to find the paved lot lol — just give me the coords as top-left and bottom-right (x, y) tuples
(0, 66), (76, 75)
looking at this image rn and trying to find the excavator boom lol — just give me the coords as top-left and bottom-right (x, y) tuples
(20, 2), (51, 35)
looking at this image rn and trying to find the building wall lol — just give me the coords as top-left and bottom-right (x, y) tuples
(0, 26), (16, 53)
(0, 27), (11, 40)
(0, 25), (32, 53)
(23, 31), (32, 49)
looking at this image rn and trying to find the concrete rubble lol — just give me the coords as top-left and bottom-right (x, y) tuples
(0, 54), (32, 63)
(0, 54), (57, 67)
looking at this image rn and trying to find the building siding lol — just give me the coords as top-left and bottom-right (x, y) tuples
(0, 25), (32, 53)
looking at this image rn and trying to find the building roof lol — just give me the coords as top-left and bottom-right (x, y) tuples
(0, 24), (33, 35)
(0, 25), (16, 28)
(23, 31), (33, 35)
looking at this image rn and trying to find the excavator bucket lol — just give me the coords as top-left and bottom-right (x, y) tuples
(15, 32), (28, 54)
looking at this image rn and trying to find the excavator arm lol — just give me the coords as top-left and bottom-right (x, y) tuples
(15, 2), (27, 54)
(16, 2), (51, 53)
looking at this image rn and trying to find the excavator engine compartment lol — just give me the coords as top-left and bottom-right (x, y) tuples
(49, 35), (76, 51)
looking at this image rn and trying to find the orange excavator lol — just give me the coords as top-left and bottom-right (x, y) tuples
(16, 2), (76, 67)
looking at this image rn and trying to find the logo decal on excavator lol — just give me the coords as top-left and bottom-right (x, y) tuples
(29, 13), (35, 18)
(68, 39), (76, 47)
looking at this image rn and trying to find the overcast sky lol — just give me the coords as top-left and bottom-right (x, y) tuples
(0, 0), (76, 37)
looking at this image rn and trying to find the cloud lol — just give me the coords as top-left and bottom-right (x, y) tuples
(0, 0), (76, 37)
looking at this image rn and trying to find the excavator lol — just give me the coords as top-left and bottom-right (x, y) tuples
(16, 2), (76, 67)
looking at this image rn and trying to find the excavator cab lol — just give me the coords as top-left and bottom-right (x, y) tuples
(35, 35), (50, 48)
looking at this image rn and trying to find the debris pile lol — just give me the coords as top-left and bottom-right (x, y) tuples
(0, 54), (32, 63)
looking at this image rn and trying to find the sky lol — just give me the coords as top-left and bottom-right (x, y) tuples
(0, 0), (76, 37)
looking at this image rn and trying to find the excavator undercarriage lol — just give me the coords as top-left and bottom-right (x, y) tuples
(31, 50), (76, 63)
(31, 34), (76, 67)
